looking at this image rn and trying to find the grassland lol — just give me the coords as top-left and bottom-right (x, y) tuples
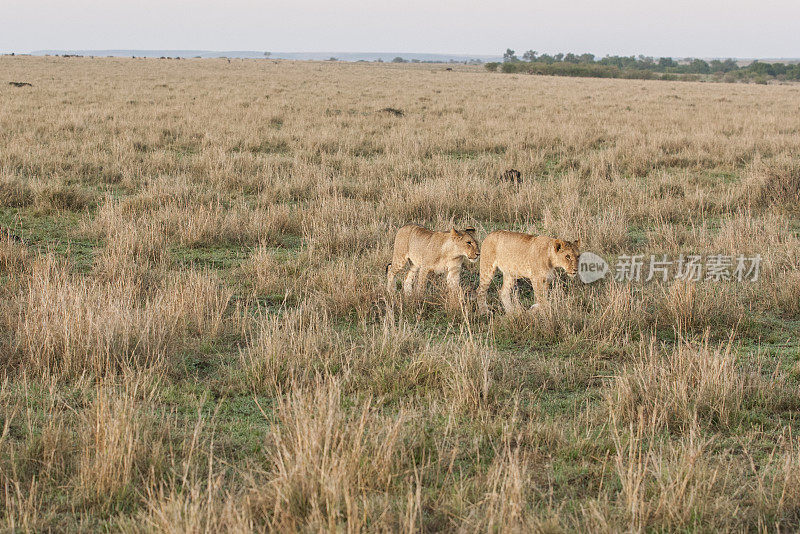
(1, 55), (799, 532)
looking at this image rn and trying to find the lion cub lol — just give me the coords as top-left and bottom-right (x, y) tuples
(386, 224), (480, 300)
(477, 231), (580, 314)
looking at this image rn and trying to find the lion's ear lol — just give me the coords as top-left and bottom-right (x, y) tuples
(573, 238), (581, 249)
(553, 239), (563, 253)
(464, 226), (476, 238)
(450, 228), (459, 238)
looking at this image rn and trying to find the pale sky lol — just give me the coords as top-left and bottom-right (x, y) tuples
(2, 0), (799, 58)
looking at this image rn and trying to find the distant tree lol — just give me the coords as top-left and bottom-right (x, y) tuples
(722, 59), (738, 71)
(599, 55), (618, 67)
(263, 52), (271, 58)
(327, 57), (338, 61)
(503, 49), (518, 62)
(522, 50), (538, 62)
(563, 53), (578, 63)
(772, 62), (789, 76)
(553, 53), (564, 62)
(392, 56), (407, 63)
(709, 59), (726, 72)
(578, 53), (595, 63)
(658, 57), (677, 68)
(687, 58), (711, 74)
(747, 61), (775, 76)
(707, 58), (740, 73)
(501, 61), (517, 72)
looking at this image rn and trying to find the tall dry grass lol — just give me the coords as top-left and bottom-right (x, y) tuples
(1, 55), (799, 531)
(608, 337), (745, 432)
(9, 254), (232, 379)
(250, 378), (412, 530)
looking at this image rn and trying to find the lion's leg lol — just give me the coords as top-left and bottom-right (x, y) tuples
(532, 277), (548, 308)
(511, 278), (525, 309)
(477, 263), (496, 315)
(403, 264), (419, 298)
(386, 257), (407, 293)
(414, 268), (431, 299)
(446, 266), (463, 301)
(500, 275), (519, 313)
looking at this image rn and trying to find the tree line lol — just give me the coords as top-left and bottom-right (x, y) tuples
(486, 49), (800, 83)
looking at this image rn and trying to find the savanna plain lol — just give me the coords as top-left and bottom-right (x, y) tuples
(1, 56), (800, 532)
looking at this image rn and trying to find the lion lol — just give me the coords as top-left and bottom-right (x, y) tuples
(386, 224), (480, 300)
(476, 231), (580, 314)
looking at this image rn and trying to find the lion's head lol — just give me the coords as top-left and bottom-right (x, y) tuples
(449, 227), (480, 262)
(551, 238), (581, 277)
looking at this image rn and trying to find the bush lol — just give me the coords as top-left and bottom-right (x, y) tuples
(500, 62), (517, 73)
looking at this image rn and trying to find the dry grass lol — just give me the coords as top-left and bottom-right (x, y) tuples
(8, 254), (232, 379)
(236, 303), (340, 393)
(608, 337), (745, 432)
(78, 378), (165, 511)
(251, 378), (411, 530)
(1, 55), (799, 531)
(743, 155), (800, 215)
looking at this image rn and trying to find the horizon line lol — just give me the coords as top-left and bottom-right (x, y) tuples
(2, 49), (796, 61)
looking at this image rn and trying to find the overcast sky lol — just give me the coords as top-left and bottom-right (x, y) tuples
(2, 0), (799, 58)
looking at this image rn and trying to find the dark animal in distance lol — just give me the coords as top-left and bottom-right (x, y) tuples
(500, 169), (522, 183)
(378, 107), (404, 117)
(9, 81), (32, 87)
(0, 226), (23, 243)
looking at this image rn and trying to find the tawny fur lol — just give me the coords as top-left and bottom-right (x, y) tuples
(386, 224), (479, 299)
(477, 231), (580, 314)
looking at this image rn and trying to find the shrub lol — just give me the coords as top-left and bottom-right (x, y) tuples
(500, 62), (517, 73)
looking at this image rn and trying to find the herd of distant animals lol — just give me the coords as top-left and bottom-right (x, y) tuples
(386, 169), (581, 314)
